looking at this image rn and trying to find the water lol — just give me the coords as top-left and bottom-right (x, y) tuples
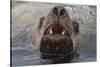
(11, 1), (96, 66)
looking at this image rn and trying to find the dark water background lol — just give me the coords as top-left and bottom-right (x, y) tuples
(11, 1), (96, 66)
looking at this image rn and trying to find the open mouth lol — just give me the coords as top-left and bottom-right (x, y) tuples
(44, 24), (68, 36)
(40, 24), (73, 59)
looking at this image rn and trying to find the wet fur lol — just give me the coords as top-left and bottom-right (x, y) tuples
(32, 6), (79, 56)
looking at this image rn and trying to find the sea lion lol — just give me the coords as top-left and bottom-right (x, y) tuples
(32, 6), (79, 62)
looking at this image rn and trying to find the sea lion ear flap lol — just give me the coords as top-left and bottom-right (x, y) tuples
(38, 16), (45, 29)
(72, 21), (79, 33)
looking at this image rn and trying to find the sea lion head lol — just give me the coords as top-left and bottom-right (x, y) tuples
(33, 6), (79, 60)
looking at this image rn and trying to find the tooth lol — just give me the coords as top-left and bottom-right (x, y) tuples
(49, 27), (53, 34)
(62, 29), (65, 35)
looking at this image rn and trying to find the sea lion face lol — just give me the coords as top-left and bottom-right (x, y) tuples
(33, 6), (79, 59)
(39, 6), (75, 58)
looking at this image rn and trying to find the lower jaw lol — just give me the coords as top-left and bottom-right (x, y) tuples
(40, 34), (74, 60)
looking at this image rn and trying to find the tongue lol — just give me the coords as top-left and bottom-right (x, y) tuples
(51, 24), (63, 34)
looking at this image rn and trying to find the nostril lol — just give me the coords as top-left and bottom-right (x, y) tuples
(60, 8), (65, 16)
(53, 7), (58, 16)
